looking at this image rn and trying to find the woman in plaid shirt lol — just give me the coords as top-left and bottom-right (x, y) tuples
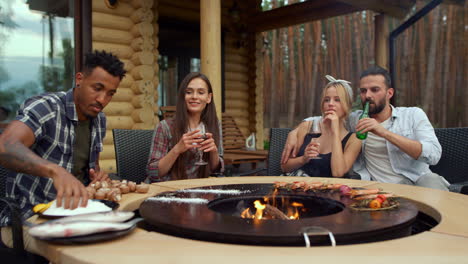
(146, 73), (224, 182)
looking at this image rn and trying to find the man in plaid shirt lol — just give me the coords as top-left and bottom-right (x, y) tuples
(0, 50), (125, 238)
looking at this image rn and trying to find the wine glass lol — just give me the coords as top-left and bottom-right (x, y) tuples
(194, 123), (208, 166)
(309, 118), (322, 160)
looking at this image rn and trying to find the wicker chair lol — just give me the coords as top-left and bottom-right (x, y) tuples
(0, 165), (11, 216)
(430, 127), (468, 192)
(267, 128), (292, 176)
(112, 129), (155, 183)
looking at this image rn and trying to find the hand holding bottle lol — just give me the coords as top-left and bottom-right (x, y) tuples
(356, 101), (370, 140)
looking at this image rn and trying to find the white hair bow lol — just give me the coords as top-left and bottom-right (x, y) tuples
(325, 75), (353, 99)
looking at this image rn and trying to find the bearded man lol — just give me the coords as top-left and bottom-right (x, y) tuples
(282, 66), (448, 190)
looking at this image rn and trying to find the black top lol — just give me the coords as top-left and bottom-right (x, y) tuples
(297, 132), (353, 177)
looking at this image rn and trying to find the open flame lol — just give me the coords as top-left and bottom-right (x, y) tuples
(240, 198), (304, 220)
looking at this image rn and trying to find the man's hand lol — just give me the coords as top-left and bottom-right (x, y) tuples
(89, 168), (109, 183)
(281, 130), (298, 164)
(51, 165), (88, 210)
(355, 118), (388, 138)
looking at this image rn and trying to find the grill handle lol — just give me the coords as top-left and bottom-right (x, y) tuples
(301, 226), (336, 247)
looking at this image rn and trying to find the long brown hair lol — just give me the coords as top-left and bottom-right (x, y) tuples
(171, 72), (220, 180)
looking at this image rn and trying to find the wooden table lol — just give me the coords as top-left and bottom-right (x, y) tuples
(28, 177), (468, 263)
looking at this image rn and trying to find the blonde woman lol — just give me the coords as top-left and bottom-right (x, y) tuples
(281, 75), (361, 177)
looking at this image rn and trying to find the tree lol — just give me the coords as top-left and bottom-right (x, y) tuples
(423, 7), (441, 120)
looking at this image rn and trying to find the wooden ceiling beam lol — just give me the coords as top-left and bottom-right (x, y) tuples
(336, 0), (416, 18)
(251, 1), (363, 32)
(443, 0), (465, 5)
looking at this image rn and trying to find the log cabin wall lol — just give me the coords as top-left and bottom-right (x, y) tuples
(92, 0), (263, 173)
(157, 0), (263, 148)
(223, 0), (262, 145)
(92, 0), (158, 173)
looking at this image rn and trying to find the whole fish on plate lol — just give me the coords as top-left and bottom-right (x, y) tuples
(28, 217), (141, 239)
(53, 211), (134, 224)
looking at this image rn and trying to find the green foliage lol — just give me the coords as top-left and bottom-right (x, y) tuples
(263, 140), (270, 150)
(40, 64), (62, 93)
(40, 38), (74, 93)
(0, 81), (40, 118)
(61, 38), (74, 90)
(0, 64), (10, 86)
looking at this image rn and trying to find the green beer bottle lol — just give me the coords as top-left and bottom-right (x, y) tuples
(356, 101), (370, 140)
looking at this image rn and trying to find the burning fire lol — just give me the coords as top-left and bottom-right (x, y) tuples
(240, 198), (304, 220)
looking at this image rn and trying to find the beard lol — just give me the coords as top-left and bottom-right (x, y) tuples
(367, 97), (386, 115)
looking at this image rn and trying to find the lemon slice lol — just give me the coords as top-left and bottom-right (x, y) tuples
(33, 201), (53, 214)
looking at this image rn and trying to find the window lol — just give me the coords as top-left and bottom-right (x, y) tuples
(0, 0), (79, 122)
(157, 55), (200, 108)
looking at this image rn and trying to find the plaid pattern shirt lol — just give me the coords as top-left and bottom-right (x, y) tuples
(0, 89), (106, 226)
(146, 119), (224, 182)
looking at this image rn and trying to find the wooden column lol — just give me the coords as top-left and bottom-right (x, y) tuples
(375, 14), (389, 69)
(200, 0), (221, 119)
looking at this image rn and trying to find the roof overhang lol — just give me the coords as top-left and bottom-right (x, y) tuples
(250, 0), (417, 32)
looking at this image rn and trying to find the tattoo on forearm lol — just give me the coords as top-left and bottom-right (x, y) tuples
(0, 140), (50, 176)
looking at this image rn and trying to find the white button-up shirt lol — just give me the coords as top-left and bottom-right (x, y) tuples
(305, 106), (441, 182)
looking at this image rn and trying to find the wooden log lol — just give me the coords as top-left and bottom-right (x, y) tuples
(152, 76), (159, 90)
(225, 90), (248, 100)
(153, 90), (159, 102)
(131, 65), (154, 80)
(131, 94), (146, 108)
(101, 145), (116, 160)
(132, 122), (155, 130)
(92, 0), (134, 16)
(92, 42), (133, 59)
(264, 204), (290, 220)
(254, 33), (264, 150)
(225, 47), (248, 56)
(130, 0), (154, 9)
(120, 74), (135, 88)
(153, 23), (159, 36)
(152, 61), (159, 74)
(131, 51), (154, 66)
(225, 53), (248, 64)
(93, 27), (133, 45)
(153, 104), (159, 114)
(239, 127), (250, 138)
(131, 22), (154, 37)
(92, 12), (134, 30)
(225, 109), (249, 118)
(120, 59), (135, 72)
(131, 94), (154, 108)
(225, 62), (248, 73)
(225, 72), (249, 82)
(104, 130), (114, 145)
(103, 102), (135, 116)
(153, 36), (159, 50)
(225, 81), (249, 92)
(131, 79), (154, 95)
(228, 99), (249, 109)
(130, 8), (154, 23)
(132, 107), (154, 123)
(99, 159), (117, 174)
(106, 116), (134, 129)
(131, 37), (154, 52)
(375, 14), (389, 69)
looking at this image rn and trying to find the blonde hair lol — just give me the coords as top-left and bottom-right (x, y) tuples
(320, 82), (353, 119)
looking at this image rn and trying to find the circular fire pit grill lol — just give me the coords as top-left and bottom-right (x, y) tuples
(139, 184), (419, 246)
